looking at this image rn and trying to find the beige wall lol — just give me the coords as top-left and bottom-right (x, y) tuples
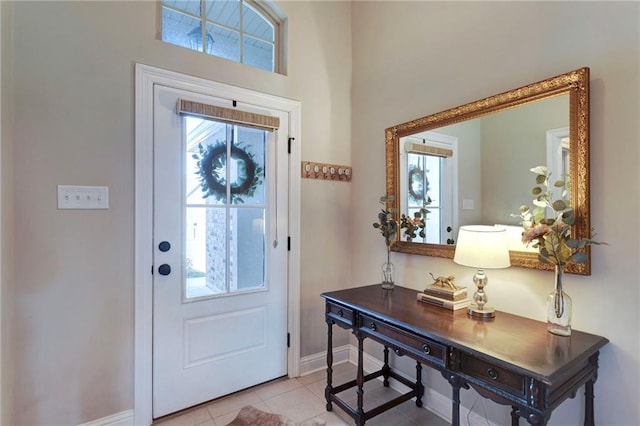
(4, 1), (640, 425)
(5, 1), (352, 424)
(481, 94), (569, 225)
(351, 1), (639, 425)
(437, 119), (483, 232)
(1, 1), (15, 425)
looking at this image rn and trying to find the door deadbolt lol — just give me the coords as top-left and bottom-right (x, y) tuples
(158, 264), (171, 276)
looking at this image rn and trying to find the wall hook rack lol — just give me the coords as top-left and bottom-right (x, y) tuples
(301, 162), (352, 182)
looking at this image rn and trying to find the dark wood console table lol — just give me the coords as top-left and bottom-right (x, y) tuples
(321, 285), (608, 426)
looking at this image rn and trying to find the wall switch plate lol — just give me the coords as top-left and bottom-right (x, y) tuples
(57, 185), (109, 209)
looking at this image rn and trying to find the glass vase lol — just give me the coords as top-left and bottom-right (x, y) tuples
(381, 247), (395, 290)
(547, 265), (572, 336)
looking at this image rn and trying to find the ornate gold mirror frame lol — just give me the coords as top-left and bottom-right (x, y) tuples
(385, 67), (591, 275)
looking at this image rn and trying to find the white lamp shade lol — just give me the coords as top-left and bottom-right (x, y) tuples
(454, 225), (511, 269)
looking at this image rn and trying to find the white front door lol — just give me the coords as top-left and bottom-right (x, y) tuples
(152, 84), (289, 418)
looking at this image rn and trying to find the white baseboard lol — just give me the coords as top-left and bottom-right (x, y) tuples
(299, 344), (350, 376)
(77, 410), (134, 426)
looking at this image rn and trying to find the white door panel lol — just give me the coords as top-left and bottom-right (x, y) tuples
(152, 84), (288, 418)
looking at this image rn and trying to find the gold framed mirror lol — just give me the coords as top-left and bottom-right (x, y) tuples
(385, 67), (591, 275)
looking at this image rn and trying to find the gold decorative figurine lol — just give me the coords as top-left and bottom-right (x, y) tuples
(427, 273), (458, 291)
(421, 273), (468, 303)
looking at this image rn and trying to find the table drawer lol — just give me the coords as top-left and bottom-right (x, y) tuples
(326, 301), (354, 327)
(360, 314), (446, 367)
(460, 353), (526, 398)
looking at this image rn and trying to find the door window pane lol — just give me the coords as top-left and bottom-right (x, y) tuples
(233, 126), (265, 205)
(185, 206), (227, 298)
(184, 117), (267, 299)
(406, 153), (442, 244)
(231, 208), (265, 291)
(186, 117), (228, 205)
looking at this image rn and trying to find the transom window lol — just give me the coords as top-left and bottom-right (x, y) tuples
(162, 0), (281, 73)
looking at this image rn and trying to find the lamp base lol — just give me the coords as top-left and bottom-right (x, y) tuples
(467, 304), (495, 319)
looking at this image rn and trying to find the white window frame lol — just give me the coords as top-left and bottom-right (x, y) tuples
(546, 126), (570, 202)
(160, 0), (285, 74)
(546, 126), (570, 179)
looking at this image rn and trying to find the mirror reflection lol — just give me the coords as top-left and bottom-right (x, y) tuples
(399, 94), (568, 248)
(385, 68), (591, 274)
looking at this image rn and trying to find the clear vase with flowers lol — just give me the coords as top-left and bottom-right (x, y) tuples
(373, 196), (430, 289)
(514, 166), (606, 336)
(373, 195), (398, 289)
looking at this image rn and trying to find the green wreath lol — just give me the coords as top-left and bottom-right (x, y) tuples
(193, 141), (263, 204)
(408, 165), (431, 206)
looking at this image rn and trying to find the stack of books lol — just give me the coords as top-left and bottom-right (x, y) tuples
(416, 284), (472, 311)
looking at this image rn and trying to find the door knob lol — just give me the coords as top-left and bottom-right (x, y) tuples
(159, 241), (171, 252)
(158, 264), (171, 276)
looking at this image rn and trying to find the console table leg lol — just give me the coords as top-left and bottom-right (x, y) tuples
(382, 346), (390, 387)
(451, 383), (461, 426)
(356, 334), (365, 426)
(415, 362), (424, 407)
(511, 406), (520, 426)
(584, 379), (595, 426)
(324, 321), (333, 411)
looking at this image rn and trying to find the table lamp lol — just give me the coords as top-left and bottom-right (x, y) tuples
(454, 225), (511, 319)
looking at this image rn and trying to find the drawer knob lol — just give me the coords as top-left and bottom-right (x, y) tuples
(369, 322), (377, 331)
(422, 344), (431, 354)
(337, 309), (343, 317)
(487, 368), (499, 381)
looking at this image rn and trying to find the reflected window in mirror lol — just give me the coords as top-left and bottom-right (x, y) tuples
(546, 127), (571, 201)
(399, 134), (457, 244)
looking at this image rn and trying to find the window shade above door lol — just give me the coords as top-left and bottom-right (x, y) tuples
(177, 98), (280, 131)
(405, 142), (453, 158)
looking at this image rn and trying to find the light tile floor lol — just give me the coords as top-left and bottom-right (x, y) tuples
(153, 362), (449, 426)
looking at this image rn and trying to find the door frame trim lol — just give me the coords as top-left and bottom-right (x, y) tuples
(134, 63), (301, 425)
